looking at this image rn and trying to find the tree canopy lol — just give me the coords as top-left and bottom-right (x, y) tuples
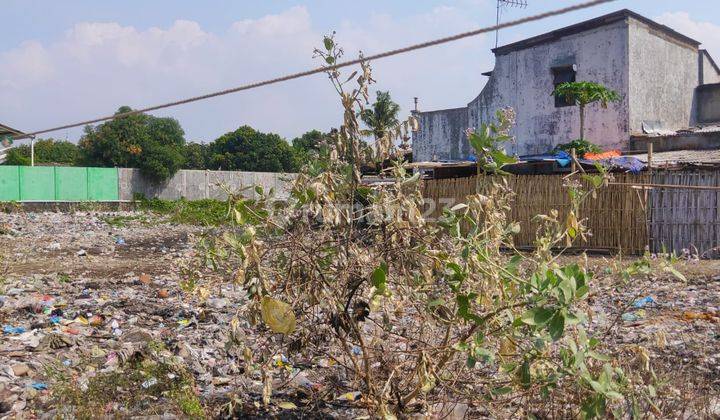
(182, 142), (209, 170)
(360, 91), (400, 141)
(206, 126), (297, 172)
(78, 106), (186, 181)
(3, 139), (79, 166)
(552, 81), (620, 141)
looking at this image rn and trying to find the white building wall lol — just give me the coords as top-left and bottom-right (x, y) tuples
(628, 19), (699, 132)
(468, 20), (630, 155)
(699, 50), (720, 85)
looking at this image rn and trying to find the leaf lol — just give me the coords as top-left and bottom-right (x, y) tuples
(588, 350), (612, 362)
(427, 298), (445, 308)
(403, 172), (421, 185)
(519, 360), (531, 388)
(491, 386), (513, 396)
(344, 71), (358, 83)
(371, 263), (389, 295)
(559, 278), (575, 303)
(450, 203), (468, 212)
(261, 297), (296, 334)
(325, 56), (335, 65)
(663, 266), (686, 282)
(548, 312), (566, 341)
(488, 149), (518, 168)
(323, 36), (334, 51)
(277, 401), (298, 410)
(521, 307), (554, 326)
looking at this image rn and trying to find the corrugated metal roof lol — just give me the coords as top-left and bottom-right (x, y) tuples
(627, 149), (720, 165)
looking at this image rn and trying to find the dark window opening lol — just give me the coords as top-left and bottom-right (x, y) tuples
(552, 65), (577, 108)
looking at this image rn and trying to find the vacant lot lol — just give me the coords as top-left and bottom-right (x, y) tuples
(1, 210), (718, 417)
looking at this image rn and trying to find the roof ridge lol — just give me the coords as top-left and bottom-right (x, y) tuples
(492, 9), (700, 56)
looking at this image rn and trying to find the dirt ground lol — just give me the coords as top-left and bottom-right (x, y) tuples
(0, 211), (719, 418)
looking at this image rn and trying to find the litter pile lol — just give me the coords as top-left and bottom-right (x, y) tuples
(1, 211), (719, 417)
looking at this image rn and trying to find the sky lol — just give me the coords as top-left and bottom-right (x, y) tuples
(2, 0), (719, 145)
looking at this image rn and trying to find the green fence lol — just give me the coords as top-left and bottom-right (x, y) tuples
(0, 166), (119, 201)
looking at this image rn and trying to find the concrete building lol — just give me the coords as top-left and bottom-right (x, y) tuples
(412, 9), (720, 161)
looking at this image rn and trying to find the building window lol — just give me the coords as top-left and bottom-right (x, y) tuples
(552, 65), (577, 108)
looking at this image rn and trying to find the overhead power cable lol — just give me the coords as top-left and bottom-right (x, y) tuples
(12, 0), (616, 140)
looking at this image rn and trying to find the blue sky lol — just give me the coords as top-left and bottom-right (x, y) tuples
(2, 0), (719, 143)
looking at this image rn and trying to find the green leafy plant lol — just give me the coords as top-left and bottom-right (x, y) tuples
(184, 36), (665, 419)
(554, 139), (602, 158)
(467, 107), (518, 180)
(552, 81), (620, 141)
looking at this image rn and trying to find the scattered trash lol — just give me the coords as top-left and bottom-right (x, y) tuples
(157, 289), (170, 299)
(633, 296), (656, 308)
(206, 298), (229, 310)
(0, 209), (715, 418)
(76, 249), (87, 257)
(277, 401), (298, 410)
(115, 237), (126, 245)
(141, 377), (158, 389)
(337, 391), (362, 401)
(621, 312), (644, 322)
(11, 364), (30, 377)
(681, 311), (720, 322)
(2, 325), (26, 335)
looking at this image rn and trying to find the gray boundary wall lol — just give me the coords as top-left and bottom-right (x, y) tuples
(118, 168), (296, 201)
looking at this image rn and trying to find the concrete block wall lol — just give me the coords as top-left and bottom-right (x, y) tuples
(118, 168), (296, 201)
(696, 83), (720, 124)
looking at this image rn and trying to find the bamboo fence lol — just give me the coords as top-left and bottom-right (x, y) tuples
(422, 173), (652, 254)
(649, 171), (720, 258)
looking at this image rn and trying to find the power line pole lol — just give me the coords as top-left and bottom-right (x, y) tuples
(496, 0), (528, 48)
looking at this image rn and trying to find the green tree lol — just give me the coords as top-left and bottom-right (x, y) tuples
(5, 148), (31, 165)
(360, 91), (400, 141)
(207, 126), (297, 172)
(291, 130), (328, 166)
(552, 81), (620, 141)
(3, 139), (79, 166)
(292, 130), (325, 154)
(78, 106), (186, 182)
(182, 142), (209, 170)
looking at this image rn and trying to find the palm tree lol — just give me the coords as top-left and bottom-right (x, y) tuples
(360, 91), (400, 141)
(552, 81), (620, 141)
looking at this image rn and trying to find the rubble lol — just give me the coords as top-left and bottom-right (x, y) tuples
(0, 211), (718, 417)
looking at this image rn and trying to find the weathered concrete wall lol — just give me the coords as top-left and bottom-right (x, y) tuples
(628, 19), (699, 132)
(412, 13), (713, 161)
(699, 50), (720, 85)
(412, 107), (469, 162)
(118, 168), (296, 201)
(695, 83), (720, 123)
(468, 20), (630, 155)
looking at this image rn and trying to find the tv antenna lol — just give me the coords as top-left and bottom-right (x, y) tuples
(496, 0), (528, 48)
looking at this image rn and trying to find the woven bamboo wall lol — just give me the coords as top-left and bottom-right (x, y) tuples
(649, 171), (720, 257)
(422, 173), (651, 254)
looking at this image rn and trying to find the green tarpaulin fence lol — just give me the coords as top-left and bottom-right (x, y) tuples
(0, 166), (119, 201)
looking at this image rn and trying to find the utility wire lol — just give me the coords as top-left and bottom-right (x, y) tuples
(12, 0), (616, 140)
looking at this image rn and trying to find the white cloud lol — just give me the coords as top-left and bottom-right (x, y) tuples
(0, 41), (54, 89)
(656, 12), (720, 59)
(0, 6), (491, 142)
